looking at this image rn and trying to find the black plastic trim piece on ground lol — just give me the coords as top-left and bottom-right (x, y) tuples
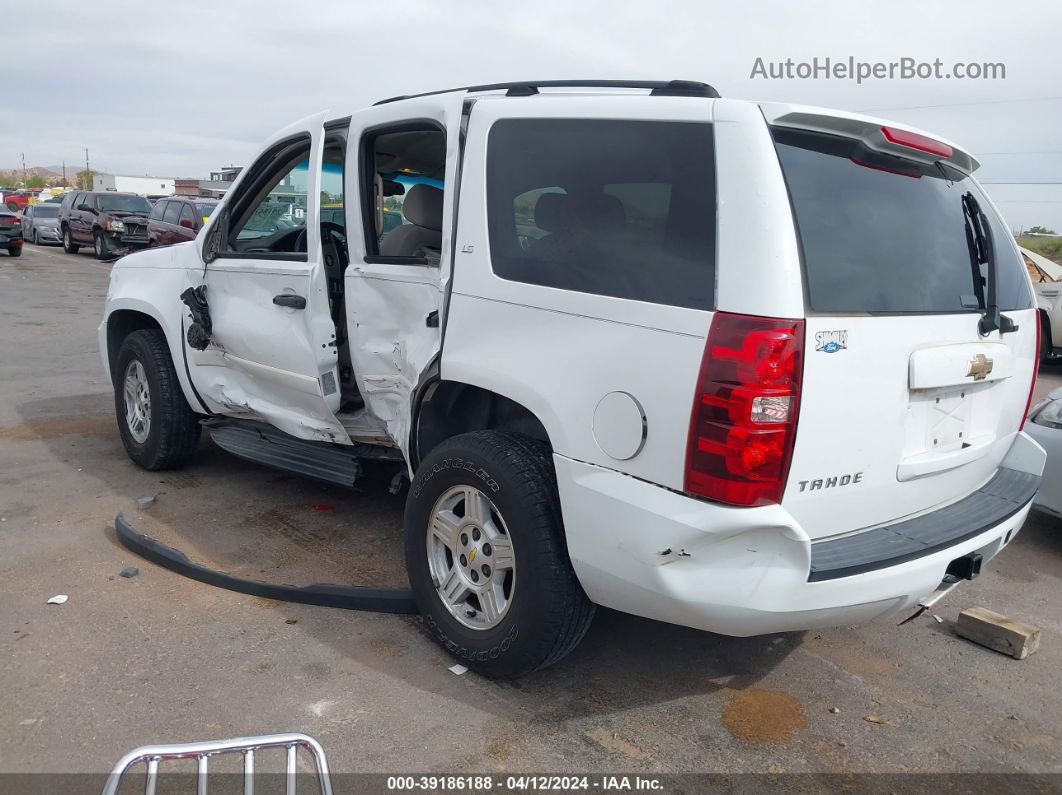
(114, 513), (417, 614)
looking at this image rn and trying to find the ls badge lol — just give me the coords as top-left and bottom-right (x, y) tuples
(815, 330), (848, 353)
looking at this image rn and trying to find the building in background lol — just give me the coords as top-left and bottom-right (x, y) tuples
(93, 173), (175, 197)
(174, 165), (244, 199)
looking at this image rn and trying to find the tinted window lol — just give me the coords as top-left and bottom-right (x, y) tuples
(97, 194), (152, 214)
(33, 205), (58, 218)
(163, 202), (182, 225)
(150, 201), (167, 221)
(195, 203), (216, 218)
(180, 204), (195, 225)
(774, 128), (1031, 312)
(486, 119), (716, 310)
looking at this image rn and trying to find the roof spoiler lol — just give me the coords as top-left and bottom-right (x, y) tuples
(761, 105), (980, 173)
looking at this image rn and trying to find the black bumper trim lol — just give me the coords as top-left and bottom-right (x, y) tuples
(115, 513), (417, 614)
(808, 468), (1039, 582)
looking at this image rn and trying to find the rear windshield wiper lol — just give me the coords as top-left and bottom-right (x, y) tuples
(961, 191), (1017, 336)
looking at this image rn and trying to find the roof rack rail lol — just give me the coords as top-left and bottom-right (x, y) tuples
(374, 79), (720, 106)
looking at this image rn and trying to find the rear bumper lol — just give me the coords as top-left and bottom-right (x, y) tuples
(555, 431), (1045, 636)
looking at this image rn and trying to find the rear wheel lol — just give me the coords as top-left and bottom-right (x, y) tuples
(113, 329), (201, 470)
(405, 431), (594, 677)
(8, 245), (21, 258)
(63, 227), (79, 254)
(5, 201), (17, 212)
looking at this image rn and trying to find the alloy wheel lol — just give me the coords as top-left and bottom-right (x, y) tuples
(122, 359), (151, 444)
(426, 485), (516, 630)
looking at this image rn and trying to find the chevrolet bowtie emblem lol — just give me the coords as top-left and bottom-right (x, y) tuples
(468, 547), (477, 563)
(966, 353), (994, 381)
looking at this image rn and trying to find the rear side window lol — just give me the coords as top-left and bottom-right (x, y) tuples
(773, 127), (1031, 313)
(486, 119), (716, 310)
(163, 202), (181, 225)
(150, 201), (167, 221)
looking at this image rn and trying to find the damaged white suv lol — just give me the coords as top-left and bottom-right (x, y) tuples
(100, 79), (1044, 677)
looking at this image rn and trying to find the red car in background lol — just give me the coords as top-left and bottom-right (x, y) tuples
(148, 197), (218, 247)
(3, 189), (41, 213)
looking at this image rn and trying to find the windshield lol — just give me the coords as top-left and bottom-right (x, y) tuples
(773, 127), (1031, 313)
(33, 205), (59, 218)
(196, 203), (216, 218)
(97, 194), (152, 214)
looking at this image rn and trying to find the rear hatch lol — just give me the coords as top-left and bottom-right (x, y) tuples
(770, 116), (1037, 539)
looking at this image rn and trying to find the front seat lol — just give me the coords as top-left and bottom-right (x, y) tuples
(379, 183), (443, 257)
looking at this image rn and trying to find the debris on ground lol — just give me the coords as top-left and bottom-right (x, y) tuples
(135, 494), (157, 510)
(933, 614), (944, 624)
(448, 663), (469, 675)
(309, 504), (334, 512)
(46, 594), (67, 605)
(829, 706), (840, 714)
(119, 567), (139, 579)
(285, 618), (298, 625)
(864, 714), (887, 725)
(955, 607), (1041, 660)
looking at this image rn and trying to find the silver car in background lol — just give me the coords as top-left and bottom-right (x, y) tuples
(22, 203), (62, 245)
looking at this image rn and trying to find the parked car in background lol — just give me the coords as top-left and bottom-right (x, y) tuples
(3, 189), (39, 213)
(0, 208), (24, 256)
(1022, 245), (1062, 360)
(147, 197), (217, 248)
(21, 202), (62, 245)
(59, 191), (152, 260)
(1025, 388), (1062, 515)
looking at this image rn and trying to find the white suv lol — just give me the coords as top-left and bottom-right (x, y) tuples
(99, 80), (1044, 677)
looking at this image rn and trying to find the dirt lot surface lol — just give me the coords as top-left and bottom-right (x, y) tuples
(2, 244), (1061, 779)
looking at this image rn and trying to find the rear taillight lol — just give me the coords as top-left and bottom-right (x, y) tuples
(685, 313), (804, 507)
(0, 216), (18, 225)
(881, 126), (953, 158)
(1020, 320), (1041, 431)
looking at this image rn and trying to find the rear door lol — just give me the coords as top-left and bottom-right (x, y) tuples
(765, 113), (1038, 538)
(342, 93), (466, 459)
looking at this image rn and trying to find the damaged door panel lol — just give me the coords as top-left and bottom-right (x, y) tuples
(342, 94), (466, 462)
(186, 111), (351, 444)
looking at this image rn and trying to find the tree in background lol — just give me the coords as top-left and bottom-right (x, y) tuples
(75, 169), (94, 190)
(26, 175), (46, 189)
(1028, 225), (1057, 235)
(0, 175), (18, 189)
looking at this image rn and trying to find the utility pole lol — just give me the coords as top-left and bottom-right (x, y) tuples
(84, 148), (90, 189)
(21, 152), (26, 187)
(62, 160), (67, 186)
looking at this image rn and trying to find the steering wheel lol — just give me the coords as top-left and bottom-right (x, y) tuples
(293, 221), (346, 254)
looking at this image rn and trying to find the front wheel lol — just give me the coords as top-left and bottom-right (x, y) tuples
(405, 431), (594, 677)
(63, 227), (79, 254)
(8, 245), (21, 258)
(93, 231), (108, 260)
(113, 329), (201, 470)
(31, 229), (39, 245)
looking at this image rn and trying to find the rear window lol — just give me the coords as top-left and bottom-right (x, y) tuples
(773, 128), (1031, 313)
(33, 205), (58, 217)
(196, 203), (216, 218)
(486, 119), (716, 310)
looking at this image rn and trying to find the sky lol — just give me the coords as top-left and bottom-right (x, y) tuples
(4, 0), (1061, 229)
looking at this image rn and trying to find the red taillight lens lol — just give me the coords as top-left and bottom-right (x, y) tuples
(881, 126), (953, 158)
(685, 313), (804, 507)
(1020, 319), (1041, 431)
(0, 216), (18, 225)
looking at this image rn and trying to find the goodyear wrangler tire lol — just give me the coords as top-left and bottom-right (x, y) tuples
(404, 431), (594, 677)
(113, 329), (201, 470)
